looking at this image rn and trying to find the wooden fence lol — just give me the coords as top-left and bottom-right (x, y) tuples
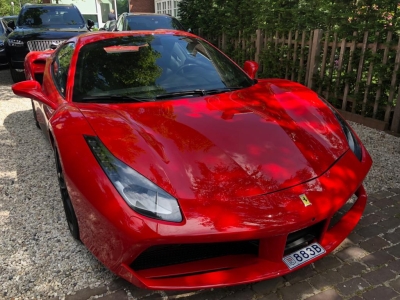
(199, 29), (400, 133)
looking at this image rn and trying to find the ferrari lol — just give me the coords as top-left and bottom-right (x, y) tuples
(12, 30), (372, 290)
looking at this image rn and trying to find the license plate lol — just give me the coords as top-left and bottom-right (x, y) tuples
(283, 242), (326, 269)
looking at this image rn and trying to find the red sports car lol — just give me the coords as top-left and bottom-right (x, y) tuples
(12, 30), (372, 290)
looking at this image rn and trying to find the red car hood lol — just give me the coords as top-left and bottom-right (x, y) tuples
(78, 79), (347, 200)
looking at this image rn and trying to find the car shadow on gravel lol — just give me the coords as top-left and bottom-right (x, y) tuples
(1, 109), (116, 298)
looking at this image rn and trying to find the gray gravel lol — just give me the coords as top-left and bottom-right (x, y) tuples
(0, 68), (399, 299)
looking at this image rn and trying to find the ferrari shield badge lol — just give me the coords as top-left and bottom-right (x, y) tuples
(299, 194), (312, 207)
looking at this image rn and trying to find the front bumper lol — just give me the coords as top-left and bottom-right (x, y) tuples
(119, 184), (367, 290)
(59, 132), (372, 290)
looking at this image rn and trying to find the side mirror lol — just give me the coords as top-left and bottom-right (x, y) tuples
(12, 80), (58, 110)
(8, 20), (16, 30)
(87, 19), (95, 29)
(243, 60), (259, 79)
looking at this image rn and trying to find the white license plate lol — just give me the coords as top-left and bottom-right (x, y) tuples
(283, 242), (326, 269)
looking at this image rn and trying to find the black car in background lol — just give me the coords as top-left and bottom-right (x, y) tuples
(0, 17), (14, 67)
(113, 13), (186, 32)
(2, 15), (18, 26)
(5, 3), (94, 83)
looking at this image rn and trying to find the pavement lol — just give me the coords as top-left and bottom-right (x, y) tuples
(1, 68), (399, 300)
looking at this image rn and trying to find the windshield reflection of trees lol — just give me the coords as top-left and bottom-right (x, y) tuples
(75, 35), (164, 99)
(19, 8), (48, 26)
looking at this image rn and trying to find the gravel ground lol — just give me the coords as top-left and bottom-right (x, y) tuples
(0, 67), (400, 299)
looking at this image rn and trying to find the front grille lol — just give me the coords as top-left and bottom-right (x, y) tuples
(27, 40), (65, 51)
(131, 240), (259, 271)
(285, 221), (325, 254)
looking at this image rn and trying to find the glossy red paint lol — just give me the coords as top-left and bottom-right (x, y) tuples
(12, 30), (373, 290)
(24, 50), (53, 81)
(243, 60), (259, 79)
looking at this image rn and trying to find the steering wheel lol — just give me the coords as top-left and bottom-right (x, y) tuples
(174, 63), (198, 75)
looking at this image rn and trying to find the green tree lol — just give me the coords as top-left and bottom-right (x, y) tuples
(178, 0), (400, 38)
(0, 0), (12, 16)
(116, 0), (129, 15)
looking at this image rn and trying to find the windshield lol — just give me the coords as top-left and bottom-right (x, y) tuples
(18, 6), (85, 28)
(73, 34), (254, 102)
(126, 15), (185, 31)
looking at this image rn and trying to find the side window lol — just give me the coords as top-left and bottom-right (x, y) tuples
(116, 16), (124, 31)
(52, 43), (75, 96)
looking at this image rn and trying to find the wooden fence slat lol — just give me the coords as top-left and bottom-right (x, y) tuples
(353, 31), (368, 114)
(221, 32), (226, 51)
(298, 31), (306, 83)
(255, 29), (261, 64)
(385, 37), (400, 122)
(318, 31), (330, 94)
(342, 32), (357, 111)
(391, 89), (400, 131)
(326, 32), (338, 100)
(334, 38), (346, 100)
(281, 32), (286, 78)
(363, 32), (379, 117)
(374, 32), (392, 119)
(291, 30), (299, 81)
(307, 29), (323, 89)
(305, 30), (313, 86)
(285, 30), (292, 80)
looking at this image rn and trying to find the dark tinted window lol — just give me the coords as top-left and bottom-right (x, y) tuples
(52, 42), (75, 96)
(18, 6), (85, 28)
(73, 34), (253, 102)
(126, 15), (185, 31)
(0, 21), (4, 34)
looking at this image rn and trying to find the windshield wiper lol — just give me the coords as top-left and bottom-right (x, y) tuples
(203, 87), (243, 95)
(78, 95), (151, 103)
(155, 90), (206, 99)
(155, 88), (243, 100)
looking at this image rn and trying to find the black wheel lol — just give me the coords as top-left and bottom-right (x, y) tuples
(31, 100), (40, 129)
(10, 68), (26, 83)
(55, 149), (80, 241)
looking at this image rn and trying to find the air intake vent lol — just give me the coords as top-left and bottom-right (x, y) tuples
(131, 240), (259, 271)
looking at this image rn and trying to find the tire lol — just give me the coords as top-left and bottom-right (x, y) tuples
(10, 68), (26, 83)
(55, 149), (80, 241)
(31, 100), (40, 129)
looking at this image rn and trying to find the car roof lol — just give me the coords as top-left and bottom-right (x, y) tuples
(22, 3), (78, 7)
(124, 13), (176, 17)
(75, 29), (195, 45)
(2, 15), (18, 19)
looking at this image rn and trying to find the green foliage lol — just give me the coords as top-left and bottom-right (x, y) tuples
(116, 0), (129, 15)
(0, 0), (12, 16)
(179, 0), (400, 38)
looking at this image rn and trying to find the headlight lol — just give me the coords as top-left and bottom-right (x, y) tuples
(85, 136), (183, 222)
(332, 111), (362, 161)
(319, 97), (362, 161)
(7, 39), (24, 47)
